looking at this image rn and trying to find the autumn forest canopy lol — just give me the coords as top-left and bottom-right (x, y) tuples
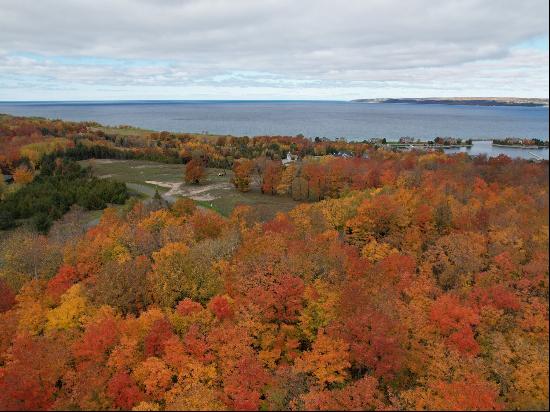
(0, 114), (548, 411)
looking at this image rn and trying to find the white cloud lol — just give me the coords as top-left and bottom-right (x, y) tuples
(0, 0), (548, 99)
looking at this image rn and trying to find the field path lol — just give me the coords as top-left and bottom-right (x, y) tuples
(145, 180), (233, 202)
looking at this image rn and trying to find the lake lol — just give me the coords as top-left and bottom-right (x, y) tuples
(443, 140), (548, 160)
(0, 100), (548, 159)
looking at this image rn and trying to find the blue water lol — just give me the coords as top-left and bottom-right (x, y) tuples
(445, 140), (548, 160)
(0, 100), (548, 159)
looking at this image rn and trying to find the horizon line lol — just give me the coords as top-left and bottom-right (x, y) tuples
(1, 96), (549, 104)
(0, 99), (348, 103)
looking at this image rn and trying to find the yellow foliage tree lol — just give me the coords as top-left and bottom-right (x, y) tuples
(133, 357), (173, 400)
(299, 279), (339, 341)
(46, 284), (88, 331)
(15, 281), (49, 336)
(361, 238), (399, 264)
(276, 163), (296, 195)
(132, 401), (160, 411)
(20, 138), (73, 167)
(149, 242), (190, 307)
(294, 331), (351, 386)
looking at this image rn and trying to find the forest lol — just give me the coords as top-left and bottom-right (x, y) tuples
(0, 114), (548, 411)
(0, 157), (128, 232)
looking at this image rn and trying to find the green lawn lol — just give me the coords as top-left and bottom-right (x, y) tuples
(79, 159), (299, 220)
(90, 126), (229, 143)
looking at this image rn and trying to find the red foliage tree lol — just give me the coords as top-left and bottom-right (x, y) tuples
(261, 160), (282, 195)
(144, 318), (175, 357)
(46, 265), (78, 300)
(0, 335), (67, 410)
(176, 298), (203, 316)
(0, 279), (16, 313)
(208, 295), (234, 321)
(222, 355), (271, 410)
(430, 294), (480, 356)
(73, 314), (120, 366)
(185, 158), (205, 184)
(107, 372), (144, 410)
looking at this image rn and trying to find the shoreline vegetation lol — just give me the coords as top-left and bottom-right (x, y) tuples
(493, 144), (549, 149)
(0, 113), (547, 234)
(492, 137), (549, 148)
(351, 97), (550, 107)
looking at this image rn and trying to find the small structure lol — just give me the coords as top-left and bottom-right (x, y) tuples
(282, 152), (298, 166)
(399, 136), (416, 144)
(505, 137), (525, 145)
(434, 136), (460, 145)
(336, 151), (352, 158)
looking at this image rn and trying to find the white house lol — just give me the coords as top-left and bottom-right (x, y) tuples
(282, 152), (297, 165)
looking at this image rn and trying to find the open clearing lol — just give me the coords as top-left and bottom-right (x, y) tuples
(79, 159), (299, 219)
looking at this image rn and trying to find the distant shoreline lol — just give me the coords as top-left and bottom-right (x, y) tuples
(492, 143), (549, 149)
(351, 97), (549, 108)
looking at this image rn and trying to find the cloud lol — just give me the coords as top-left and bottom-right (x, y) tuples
(0, 0), (548, 99)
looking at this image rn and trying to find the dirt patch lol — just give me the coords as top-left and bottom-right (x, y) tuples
(176, 182), (233, 201)
(145, 180), (233, 201)
(145, 180), (180, 190)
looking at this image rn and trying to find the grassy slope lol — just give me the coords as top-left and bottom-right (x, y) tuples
(79, 159), (299, 220)
(91, 126), (229, 143)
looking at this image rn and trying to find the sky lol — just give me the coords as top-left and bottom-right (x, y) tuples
(0, 0), (548, 101)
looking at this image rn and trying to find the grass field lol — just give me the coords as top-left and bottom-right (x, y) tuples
(90, 125), (228, 143)
(79, 159), (299, 220)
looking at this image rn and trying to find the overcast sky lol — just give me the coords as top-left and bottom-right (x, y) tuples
(1, 0), (548, 100)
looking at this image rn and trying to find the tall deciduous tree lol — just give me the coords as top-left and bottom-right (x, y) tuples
(232, 159), (255, 192)
(185, 158), (205, 185)
(262, 160), (282, 195)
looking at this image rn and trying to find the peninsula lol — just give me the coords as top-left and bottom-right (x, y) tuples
(351, 97), (549, 107)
